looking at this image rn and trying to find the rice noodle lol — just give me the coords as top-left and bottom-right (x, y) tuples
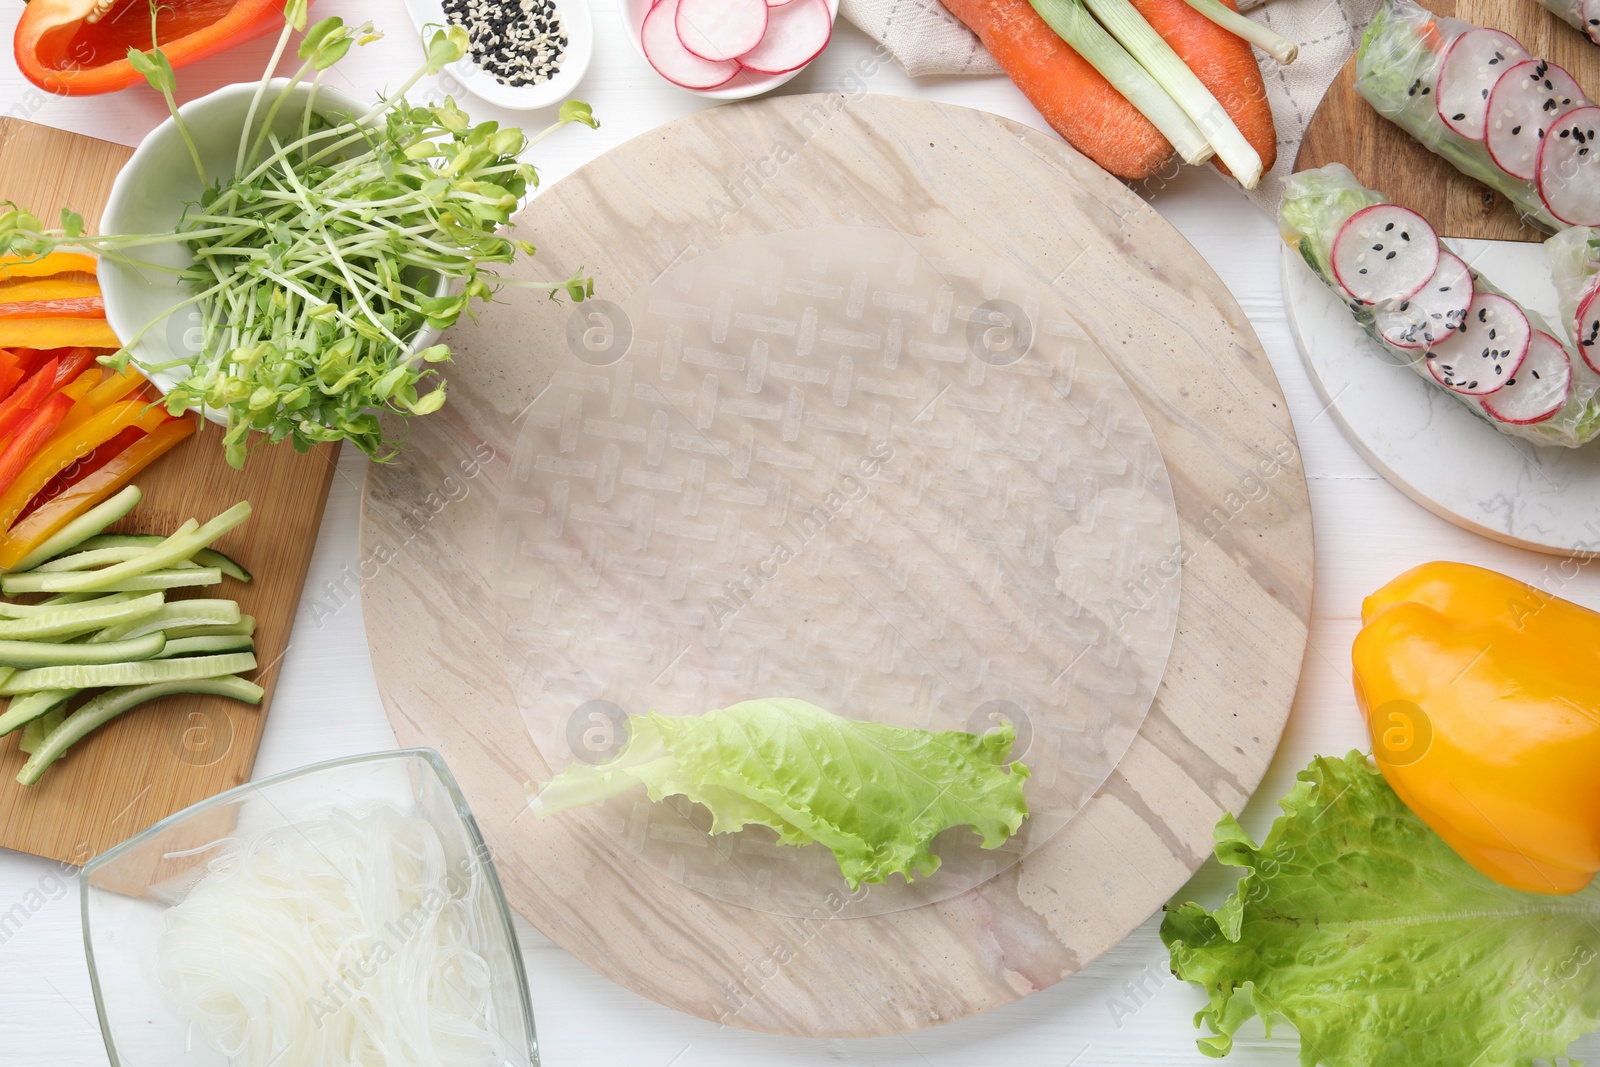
(154, 806), (507, 1067)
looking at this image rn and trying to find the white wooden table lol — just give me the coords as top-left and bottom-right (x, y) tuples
(5, 4), (1598, 1063)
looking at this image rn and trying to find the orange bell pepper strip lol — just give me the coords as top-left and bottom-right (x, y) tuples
(0, 418), (195, 568)
(0, 394), (74, 499)
(15, 0), (295, 96)
(0, 253), (97, 281)
(0, 296), (104, 320)
(0, 397), (171, 531)
(0, 280), (99, 304)
(0, 318), (119, 350)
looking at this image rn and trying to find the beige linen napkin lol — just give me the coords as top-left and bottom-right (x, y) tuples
(840, 0), (1383, 210)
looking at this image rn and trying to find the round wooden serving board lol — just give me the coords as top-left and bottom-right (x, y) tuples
(1299, 0), (1600, 242)
(360, 94), (1313, 1037)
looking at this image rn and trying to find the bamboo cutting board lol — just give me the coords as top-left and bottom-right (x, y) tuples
(360, 95), (1315, 1036)
(0, 117), (337, 867)
(1298, 0), (1600, 241)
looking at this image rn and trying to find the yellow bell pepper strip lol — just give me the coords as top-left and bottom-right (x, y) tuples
(59, 366), (149, 434)
(0, 280), (98, 304)
(1352, 560), (1600, 895)
(0, 318), (119, 350)
(0, 398), (171, 534)
(0, 419), (195, 570)
(0, 253), (96, 281)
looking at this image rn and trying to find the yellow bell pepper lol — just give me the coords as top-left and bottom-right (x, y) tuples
(1353, 561), (1600, 895)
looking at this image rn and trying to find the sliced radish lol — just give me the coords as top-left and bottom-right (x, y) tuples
(1424, 291), (1530, 395)
(676, 0), (768, 62)
(1537, 105), (1600, 227)
(739, 0), (831, 74)
(1331, 204), (1440, 305)
(1374, 250), (1474, 350)
(1437, 29), (1530, 141)
(1481, 331), (1573, 424)
(643, 0), (741, 89)
(1486, 59), (1585, 182)
(768, 0), (798, 8)
(1585, 0), (1600, 44)
(1573, 284), (1600, 373)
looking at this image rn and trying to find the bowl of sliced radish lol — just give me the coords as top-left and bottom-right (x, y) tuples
(624, 0), (837, 98)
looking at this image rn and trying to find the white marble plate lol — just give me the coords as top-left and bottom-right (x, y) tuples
(1283, 238), (1600, 556)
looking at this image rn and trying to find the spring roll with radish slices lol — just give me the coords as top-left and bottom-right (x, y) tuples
(1283, 164), (1600, 447)
(1539, 0), (1600, 46)
(1356, 0), (1600, 231)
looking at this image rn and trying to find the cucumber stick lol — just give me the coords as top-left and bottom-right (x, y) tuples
(0, 652), (256, 694)
(60, 536), (252, 582)
(0, 689), (75, 737)
(92, 601), (241, 643)
(19, 708), (65, 754)
(6, 486), (143, 574)
(0, 501), (249, 594)
(0, 593), (163, 640)
(0, 592), (140, 619)
(18, 677), (265, 785)
(0, 632), (165, 669)
(166, 617), (256, 640)
(156, 635), (254, 658)
(2, 568), (222, 595)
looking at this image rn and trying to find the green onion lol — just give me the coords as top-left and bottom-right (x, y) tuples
(1181, 0), (1297, 64)
(1029, 0), (1214, 165)
(1080, 0), (1265, 187)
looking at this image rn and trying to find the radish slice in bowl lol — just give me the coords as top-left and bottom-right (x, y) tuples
(677, 0), (769, 62)
(643, 0), (740, 89)
(1481, 331), (1573, 425)
(741, 0), (832, 74)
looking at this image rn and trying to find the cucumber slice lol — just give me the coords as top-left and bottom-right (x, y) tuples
(0, 592), (140, 619)
(7, 485), (143, 574)
(2, 568), (222, 595)
(17, 676), (265, 785)
(0, 689), (75, 737)
(0, 631), (164, 669)
(67, 536), (252, 582)
(19, 708), (65, 754)
(165, 616), (256, 640)
(156, 635), (254, 658)
(91, 600), (241, 643)
(2, 501), (249, 595)
(0, 593), (163, 641)
(0, 652), (256, 694)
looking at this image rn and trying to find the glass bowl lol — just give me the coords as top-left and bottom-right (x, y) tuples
(81, 749), (536, 1067)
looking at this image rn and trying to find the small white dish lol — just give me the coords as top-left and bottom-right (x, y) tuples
(402, 0), (594, 110)
(619, 0), (839, 100)
(99, 80), (447, 425)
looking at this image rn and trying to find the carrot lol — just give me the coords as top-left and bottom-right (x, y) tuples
(1125, 0), (1277, 178)
(939, 0), (1175, 180)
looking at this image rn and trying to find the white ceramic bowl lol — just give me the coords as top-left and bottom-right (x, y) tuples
(401, 0), (594, 110)
(99, 80), (445, 423)
(620, 0), (839, 100)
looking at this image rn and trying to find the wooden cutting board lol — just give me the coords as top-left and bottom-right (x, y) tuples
(360, 94), (1314, 1037)
(0, 117), (337, 867)
(1298, 0), (1600, 241)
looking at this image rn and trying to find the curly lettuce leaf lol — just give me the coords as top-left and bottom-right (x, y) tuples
(1162, 752), (1600, 1067)
(529, 697), (1030, 889)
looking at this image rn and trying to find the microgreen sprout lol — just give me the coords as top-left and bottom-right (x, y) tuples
(0, 9), (597, 469)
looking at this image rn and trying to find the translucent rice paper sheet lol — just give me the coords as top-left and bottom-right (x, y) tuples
(495, 227), (1181, 918)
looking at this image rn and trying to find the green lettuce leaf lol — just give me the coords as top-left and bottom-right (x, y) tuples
(1162, 752), (1600, 1066)
(529, 697), (1030, 889)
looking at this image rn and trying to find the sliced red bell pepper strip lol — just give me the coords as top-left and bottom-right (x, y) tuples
(52, 349), (97, 390)
(0, 297), (105, 320)
(18, 425), (148, 523)
(0, 253), (97, 280)
(0, 357), (61, 445)
(0, 397), (172, 531)
(0, 418), (196, 568)
(15, 0), (295, 96)
(0, 393), (74, 499)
